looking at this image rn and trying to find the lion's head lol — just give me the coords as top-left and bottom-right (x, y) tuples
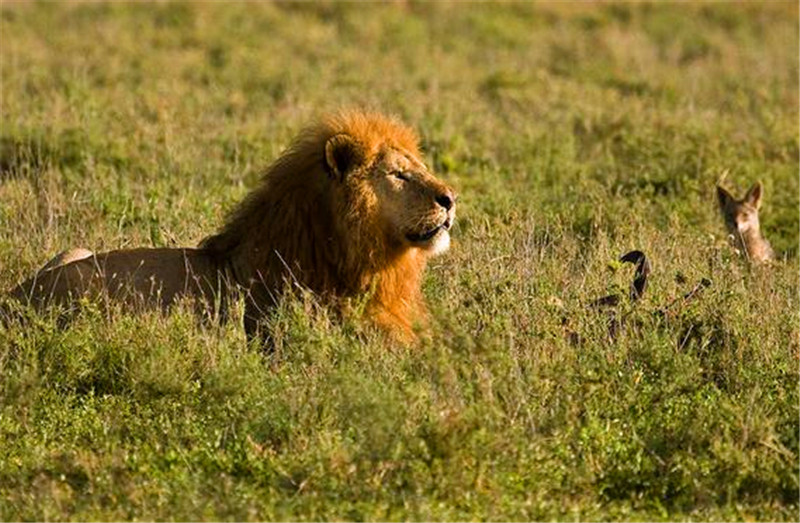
(201, 110), (456, 341)
(323, 116), (456, 257)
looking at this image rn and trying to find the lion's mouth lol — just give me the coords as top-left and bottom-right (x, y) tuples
(406, 218), (452, 245)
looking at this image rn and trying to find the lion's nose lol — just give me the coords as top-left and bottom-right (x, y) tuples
(435, 191), (455, 211)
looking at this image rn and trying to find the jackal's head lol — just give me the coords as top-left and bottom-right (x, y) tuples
(716, 182), (763, 237)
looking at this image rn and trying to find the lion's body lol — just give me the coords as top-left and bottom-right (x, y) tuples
(8, 248), (227, 317)
(4, 111), (456, 342)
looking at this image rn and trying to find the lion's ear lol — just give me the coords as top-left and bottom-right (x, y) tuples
(325, 134), (365, 181)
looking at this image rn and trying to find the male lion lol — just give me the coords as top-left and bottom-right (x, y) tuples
(4, 111), (457, 342)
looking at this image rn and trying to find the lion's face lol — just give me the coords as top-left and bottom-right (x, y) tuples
(324, 131), (456, 257)
(365, 147), (456, 256)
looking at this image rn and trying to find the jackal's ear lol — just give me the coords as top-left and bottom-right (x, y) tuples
(744, 182), (763, 209)
(716, 185), (733, 209)
(325, 134), (365, 182)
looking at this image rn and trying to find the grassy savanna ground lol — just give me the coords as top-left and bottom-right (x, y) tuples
(1, 2), (798, 520)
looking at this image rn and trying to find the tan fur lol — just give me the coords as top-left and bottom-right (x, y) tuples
(4, 111), (457, 342)
(40, 248), (94, 271)
(7, 248), (227, 320)
(716, 181), (774, 264)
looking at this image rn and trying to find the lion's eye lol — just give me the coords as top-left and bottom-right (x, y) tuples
(393, 171), (410, 182)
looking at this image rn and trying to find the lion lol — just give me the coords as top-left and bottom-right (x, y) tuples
(3, 110), (457, 343)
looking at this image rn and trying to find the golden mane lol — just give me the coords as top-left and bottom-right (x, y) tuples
(200, 111), (440, 340)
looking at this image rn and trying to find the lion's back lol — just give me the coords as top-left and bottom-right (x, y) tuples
(7, 248), (225, 314)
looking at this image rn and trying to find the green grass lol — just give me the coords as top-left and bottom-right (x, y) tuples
(1, 2), (798, 520)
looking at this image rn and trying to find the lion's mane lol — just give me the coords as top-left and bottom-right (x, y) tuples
(201, 111), (432, 340)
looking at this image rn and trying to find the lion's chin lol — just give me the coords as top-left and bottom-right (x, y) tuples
(406, 227), (450, 256)
(426, 229), (450, 256)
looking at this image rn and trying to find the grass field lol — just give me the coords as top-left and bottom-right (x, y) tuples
(1, 2), (798, 521)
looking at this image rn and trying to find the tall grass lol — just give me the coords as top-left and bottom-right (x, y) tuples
(1, 3), (798, 520)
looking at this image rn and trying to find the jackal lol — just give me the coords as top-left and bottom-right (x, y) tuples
(716, 181), (775, 263)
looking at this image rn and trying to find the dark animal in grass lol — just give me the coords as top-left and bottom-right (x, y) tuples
(563, 250), (712, 344)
